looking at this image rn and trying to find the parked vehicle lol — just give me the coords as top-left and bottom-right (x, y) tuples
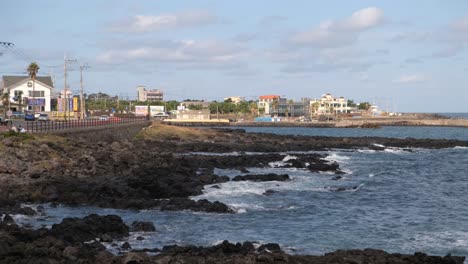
(153, 112), (169, 119)
(24, 113), (35, 121)
(38, 113), (49, 121)
(99, 115), (109, 121)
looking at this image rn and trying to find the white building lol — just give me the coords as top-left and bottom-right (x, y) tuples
(137, 85), (163, 102)
(224, 96), (245, 104)
(310, 93), (349, 115)
(257, 95), (281, 115)
(1, 75), (54, 112)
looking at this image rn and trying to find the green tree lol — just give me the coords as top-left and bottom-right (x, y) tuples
(27, 62), (40, 112)
(347, 99), (357, 107)
(358, 102), (371, 110)
(271, 100), (279, 116)
(188, 104), (204, 110)
(311, 102), (320, 116)
(249, 102), (258, 116)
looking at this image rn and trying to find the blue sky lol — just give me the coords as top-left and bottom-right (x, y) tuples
(1, 0), (467, 112)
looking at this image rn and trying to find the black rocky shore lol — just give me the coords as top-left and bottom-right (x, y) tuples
(1, 124), (467, 263)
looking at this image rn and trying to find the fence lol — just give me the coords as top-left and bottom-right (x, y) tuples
(25, 117), (148, 133)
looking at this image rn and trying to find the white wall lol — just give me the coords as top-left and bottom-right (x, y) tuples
(8, 80), (52, 112)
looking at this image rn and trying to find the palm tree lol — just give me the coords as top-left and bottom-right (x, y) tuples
(249, 102), (258, 117)
(271, 100), (279, 116)
(288, 99), (294, 117)
(16, 91), (23, 112)
(1, 92), (9, 119)
(27, 62), (40, 112)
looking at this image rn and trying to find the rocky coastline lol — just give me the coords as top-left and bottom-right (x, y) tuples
(1, 123), (467, 263)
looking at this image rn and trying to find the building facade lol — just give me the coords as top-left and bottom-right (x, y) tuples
(1, 75), (54, 112)
(137, 86), (163, 102)
(257, 95), (281, 115)
(310, 93), (349, 115)
(223, 96), (245, 104)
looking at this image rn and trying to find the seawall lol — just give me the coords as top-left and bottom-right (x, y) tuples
(50, 121), (151, 142)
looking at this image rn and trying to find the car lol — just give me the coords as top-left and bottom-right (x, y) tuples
(99, 115), (109, 121)
(24, 113), (35, 121)
(153, 112), (169, 119)
(38, 113), (49, 121)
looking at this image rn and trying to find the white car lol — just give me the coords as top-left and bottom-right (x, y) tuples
(38, 113), (49, 121)
(99, 115), (109, 121)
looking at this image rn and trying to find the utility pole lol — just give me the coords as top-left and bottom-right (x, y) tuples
(79, 63), (89, 120)
(63, 54), (77, 120)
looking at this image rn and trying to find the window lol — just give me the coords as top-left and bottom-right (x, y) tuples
(28, 90), (45, 97)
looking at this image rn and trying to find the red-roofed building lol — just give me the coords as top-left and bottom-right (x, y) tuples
(259, 95), (280, 100)
(258, 95), (281, 115)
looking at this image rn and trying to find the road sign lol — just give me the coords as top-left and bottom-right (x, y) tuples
(6, 110), (12, 117)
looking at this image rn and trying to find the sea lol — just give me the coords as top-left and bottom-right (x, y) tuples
(13, 123), (468, 258)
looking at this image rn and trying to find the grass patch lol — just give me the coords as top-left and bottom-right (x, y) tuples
(137, 122), (218, 141)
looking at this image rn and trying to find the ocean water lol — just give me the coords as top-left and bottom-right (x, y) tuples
(230, 126), (468, 141)
(439, 113), (468, 119)
(12, 128), (468, 258)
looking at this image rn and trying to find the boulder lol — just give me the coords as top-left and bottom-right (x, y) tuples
(50, 214), (129, 243)
(232, 173), (290, 182)
(130, 221), (156, 232)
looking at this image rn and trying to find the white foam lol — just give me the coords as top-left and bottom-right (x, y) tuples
(454, 146), (468, 149)
(283, 155), (297, 161)
(356, 149), (376, 153)
(384, 147), (406, 154)
(402, 231), (468, 256)
(324, 153), (350, 162)
(373, 143), (386, 148)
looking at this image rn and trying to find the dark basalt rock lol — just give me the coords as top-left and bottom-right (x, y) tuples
(263, 189), (277, 196)
(257, 243), (282, 253)
(50, 214), (129, 243)
(232, 173), (290, 182)
(121, 242), (132, 250)
(159, 198), (234, 214)
(130, 221), (156, 232)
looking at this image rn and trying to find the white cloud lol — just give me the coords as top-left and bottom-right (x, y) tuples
(109, 11), (217, 33)
(345, 7), (384, 30)
(96, 39), (249, 70)
(289, 7), (384, 47)
(394, 74), (426, 83)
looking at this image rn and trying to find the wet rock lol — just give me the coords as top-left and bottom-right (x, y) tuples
(232, 173), (290, 182)
(258, 243), (282, 253)
(50, 214), (129, 243)
(331, 175), (343, 180)
(121, 252), (150, 263)
(159, 198), (234, 214)
(99, 233), (112, 242)
(2, 214), (14, 224)
(263, 189), (277, 196)
(122, 242), (132, 250)
(130, 221), (156, 232)
(210, 184), (221, 189)
(136, 236), (145, 241)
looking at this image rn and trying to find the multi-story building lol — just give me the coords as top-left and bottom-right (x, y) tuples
(137, 86), (163, 102)
(257, 95), (281, 115)
(223, 96), (245, 104)
(310, 93), (349, 115)
(1, 75), (54, 112)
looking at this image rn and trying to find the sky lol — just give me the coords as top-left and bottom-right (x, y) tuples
(1, 0), (468, 112)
